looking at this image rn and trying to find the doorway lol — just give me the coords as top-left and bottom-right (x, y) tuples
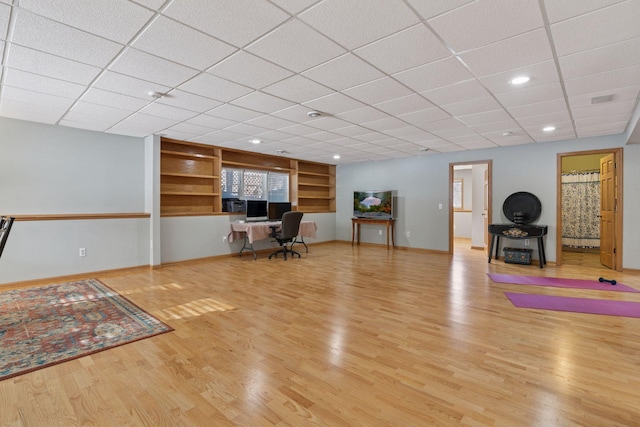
(556, 148), (623, 270)
(449, 161), (492, 256)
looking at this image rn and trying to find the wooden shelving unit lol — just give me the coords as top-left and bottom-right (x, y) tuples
(160, 138), (336, 216)
(160, 139), (221, 216)
(296, 161), (336, 213)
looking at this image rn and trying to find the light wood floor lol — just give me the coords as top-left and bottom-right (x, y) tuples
(2, 241), (640, 426)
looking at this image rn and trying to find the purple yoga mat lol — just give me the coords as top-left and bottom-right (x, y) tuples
(505, 292), (640, 318)
(488, 273), (639, 293)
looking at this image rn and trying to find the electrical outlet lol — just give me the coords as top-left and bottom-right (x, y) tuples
(379, 230), (383, 235)
(406, 231), (410, 237)
(524, 239), (530, 246)
(222, 236), (227, 242)
(438, 203), (443, 210)
(79, 248), (86, 257)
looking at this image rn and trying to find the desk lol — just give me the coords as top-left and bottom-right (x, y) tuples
(229, 221), (317, 259)
(351, 217), (395, 249)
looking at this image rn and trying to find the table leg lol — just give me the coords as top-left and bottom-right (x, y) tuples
(357, 224), (361, 245)
(488, 235), (495, 263)
(391, 221), (395, 248)
(352, 222), (355, 246)
(239, 235), (257, 260)
(386, 222), (389, 250)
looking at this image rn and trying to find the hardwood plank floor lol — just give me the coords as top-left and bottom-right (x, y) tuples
(2, 241), (640, 426)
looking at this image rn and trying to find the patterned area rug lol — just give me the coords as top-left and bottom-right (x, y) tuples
(0, 278), (173, 381)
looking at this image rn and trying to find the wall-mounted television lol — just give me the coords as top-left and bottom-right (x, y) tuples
(246, 200), (268, 222)
(268, 202), (292, 221)
(353, 190), (394, 219)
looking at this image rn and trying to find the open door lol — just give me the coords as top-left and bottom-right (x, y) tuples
(600, 153), (616, 269)
(483, 168), (489, 255)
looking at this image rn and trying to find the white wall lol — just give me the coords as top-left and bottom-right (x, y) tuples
(337, 133), (639, 268)
(0, 117), (149, 283)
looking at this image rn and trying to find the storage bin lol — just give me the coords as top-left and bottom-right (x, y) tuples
(503, 247), (533, 265)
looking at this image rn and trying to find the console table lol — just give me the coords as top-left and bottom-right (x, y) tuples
(351, 217), (395, 249)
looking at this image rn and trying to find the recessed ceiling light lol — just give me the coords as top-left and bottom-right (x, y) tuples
(542, 126), (556, 132)
(502, 131), (513, 137)
(333, 154), (341, 159)
(307, 110), (322, 118)
(509, 76), (530, 85)
(250, 139), (261, 144)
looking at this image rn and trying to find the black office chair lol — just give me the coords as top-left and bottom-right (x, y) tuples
(0, 217), (15, 259)
(269, 211), (304, 260)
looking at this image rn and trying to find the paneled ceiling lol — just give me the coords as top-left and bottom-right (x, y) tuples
(1, 0), (639, 164)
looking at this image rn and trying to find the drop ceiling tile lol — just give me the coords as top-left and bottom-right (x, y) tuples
(245, 115), (296, 130)
(246, 19), (345, 73)
(178, 72), (253, 102)
(551, 0), (640, 56)
(223, 123), (270, 137)
(12, 9), (123, 67)
(572, 100), (636, 119)
(507, 98), (568, 118)
(425, 117), (467, 132)
(4, 68), (86, 99)
(165, 122), (215, 137)
(109, 48), (199, 87)
(139, 102), (199, 121)
(478, 60), (560, 94)
(305, 116), (353, 131)
(207, 51), (293, 89)
(207, 104), (264, 121)
(302, 53), (385, 91)
(406, 0), (475, 19)
(158, 128), (202, 140)
(302, 92), (366, 115)
(186, 113), (238, 129)
(332, 125), (372, 137)
(559, 37), (640, 80)
(431, 125), (477, 139)
(544, 0), (626, 23)
(19, 0), (154, 44)
(158, 89), (223, 112)
(564, 64), (640, 96)
(483, 130), (533, 144)
(576, 121), (628, 137)
(132, 16), (237, 71)
(230, 91), (295, 113)
(65, 101), (134, 126)
(6, 45), (102, 85)
(352, 131), (398, 142)
(164, 0), (289, 47)
(342, 77), (413, 105)
(383, 125), (431, 139)
(373, 94), (435, 116)
(131, 0), (166, 10)
(335, 106), (390, 124)
(278, 123), (322, 136)
(568, 85), (640, 109)
(1, 3), (9, 38)
(0, 98), (66, 124)
(470, 119), (522, 134)
(81, 88), (151, 111)
(394, 57), (473, 93)
(457, 109), (513, 126)
(58, 118), (116, 133)
(354, 24), (451, 74)
(107, 112), (180, 136)
(460, 28), (553, 77)
(441, 96), (502, 116)
(306, 131), (343, 142)
(427, 0), (543, 52)
(397, 108), (452, 128)
(450, 136), (497, 149)
(92, 71), (171, 99)
(422, 79), (489, 105)
(2, 85), (76, 110)
(299, 0), (419, 50)
(516, 111), (572, 127)
(191, 129), (246, 145)
(270, 0), (319, 15)
(262, 75), (333, 104)
(495, 82), (564, 107)
(255, 129), (297, 141)
(575, 112), (631, 127)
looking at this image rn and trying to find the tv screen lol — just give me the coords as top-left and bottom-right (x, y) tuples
(268, 202), (292, 221)
(246, 200), (268, 222)
(354, 190), (394, 219)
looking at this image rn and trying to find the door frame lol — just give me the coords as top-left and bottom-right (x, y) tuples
(556, 148), (623, 271)
(449, 160), (492, 255)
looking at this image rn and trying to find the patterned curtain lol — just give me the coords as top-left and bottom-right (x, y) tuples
(561, 171), (600, 248)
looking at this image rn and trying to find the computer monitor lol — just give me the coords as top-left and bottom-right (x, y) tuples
(245, 200), (268, 222)
(268, 202), (292, 221)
